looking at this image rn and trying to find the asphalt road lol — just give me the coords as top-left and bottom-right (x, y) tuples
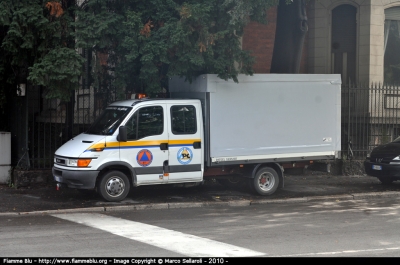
(1, 197), (400, 257)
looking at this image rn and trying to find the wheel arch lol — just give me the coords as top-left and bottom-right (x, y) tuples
(97, 162), (137, 187)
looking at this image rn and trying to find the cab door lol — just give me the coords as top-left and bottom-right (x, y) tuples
(166, 102), (203, 183)
(120, 104), (169, 185)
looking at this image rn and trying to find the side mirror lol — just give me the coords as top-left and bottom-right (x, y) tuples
(117, 126), (127, 142)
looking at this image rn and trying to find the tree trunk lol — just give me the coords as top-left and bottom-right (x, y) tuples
(270, 0), (308, 73)
(64, 0), (76, 140)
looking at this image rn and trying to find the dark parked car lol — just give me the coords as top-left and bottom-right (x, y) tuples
(364, 138), (400, 184)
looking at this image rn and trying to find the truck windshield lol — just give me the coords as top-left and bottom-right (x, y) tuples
(86, 106), (132, 135)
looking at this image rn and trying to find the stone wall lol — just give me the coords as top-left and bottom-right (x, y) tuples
(12, 169), (54, 188)
(308, 159), (366, 176)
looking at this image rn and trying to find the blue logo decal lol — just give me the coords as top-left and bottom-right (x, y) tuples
(177, 147), (193, 165)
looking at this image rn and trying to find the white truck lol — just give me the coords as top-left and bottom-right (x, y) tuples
(53, 74), (341, 202)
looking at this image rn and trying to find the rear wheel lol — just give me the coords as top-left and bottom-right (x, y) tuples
(377, 177), (394, 185)
(97, 171), (130, 202)
(252, 167), (279, 195)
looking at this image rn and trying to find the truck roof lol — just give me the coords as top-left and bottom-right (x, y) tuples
(108, 98), (199, 107)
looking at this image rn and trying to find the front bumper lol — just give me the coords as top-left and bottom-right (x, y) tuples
(364, 160), (400, 180)
(52, 167), (100, 189)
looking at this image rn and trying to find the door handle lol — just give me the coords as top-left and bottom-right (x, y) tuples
(160, 143), (168, 150)
(193, 141), (201, 149)
(163, 160), (169, 173)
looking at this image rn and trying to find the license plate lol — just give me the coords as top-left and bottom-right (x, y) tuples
(372, 165), (382, 170)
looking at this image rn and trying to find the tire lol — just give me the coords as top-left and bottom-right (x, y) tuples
(97, 171), (130, 202)
(252, 167), (279, 196)
(377, 177), (394, 185)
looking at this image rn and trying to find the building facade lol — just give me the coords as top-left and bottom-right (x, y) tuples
(243, 0), (400, 85)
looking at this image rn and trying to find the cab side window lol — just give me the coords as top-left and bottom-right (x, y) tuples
(125, 106), (164, 140)
(171, 105), (197, 134)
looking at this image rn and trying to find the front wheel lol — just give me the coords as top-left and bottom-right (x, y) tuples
(251, 167), (279, 196)
(97, 171), (130, 202)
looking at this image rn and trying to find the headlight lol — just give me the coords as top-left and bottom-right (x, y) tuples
(68, 159), (78, 166)
(390, 156), (400, 164)
(67, 159), (92, 167)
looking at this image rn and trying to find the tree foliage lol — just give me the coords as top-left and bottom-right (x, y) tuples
(0, 0), (278, 105)
(0, 0), (83, 103)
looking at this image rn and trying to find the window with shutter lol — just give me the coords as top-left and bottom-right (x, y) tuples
(384, 6), (400, 84)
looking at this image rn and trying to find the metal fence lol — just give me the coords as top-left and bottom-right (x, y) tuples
(21, 83), (400, 169)
(21, 82), (118, 170)
(342, 83), (400, 159)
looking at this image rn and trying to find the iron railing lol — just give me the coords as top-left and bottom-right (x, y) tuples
(342, 83), (400, 159)
(25, 82), (117, 169)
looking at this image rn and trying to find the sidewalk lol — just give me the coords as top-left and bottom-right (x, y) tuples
(1, 169), (400, 216)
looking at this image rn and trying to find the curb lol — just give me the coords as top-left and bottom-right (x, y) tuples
(351, 191), (400, 199)
(18, 207), (106, 216)
(251, 198), (308, 204)
(2, 191), (400, 217)
(306, 195), (354, 202)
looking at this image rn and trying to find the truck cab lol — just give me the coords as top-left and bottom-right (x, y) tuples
(53, 98), (204, 201)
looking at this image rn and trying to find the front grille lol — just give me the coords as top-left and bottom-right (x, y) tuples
(369, 156), (396, 164)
